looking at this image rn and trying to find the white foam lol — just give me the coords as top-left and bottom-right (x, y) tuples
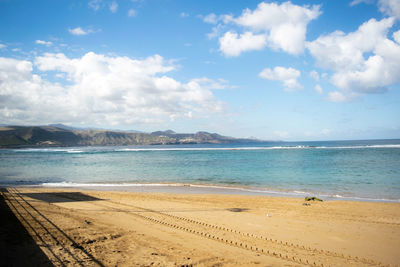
(66, 150), (84, 153)
(316, 144), (400, 149)
(14, 144), (400, 153)
(16, 148), (85, 153)
(115, 147), (270, 152)
(119, 144), (400, 151)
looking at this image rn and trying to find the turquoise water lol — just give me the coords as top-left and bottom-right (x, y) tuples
(1, 139), (400, 202)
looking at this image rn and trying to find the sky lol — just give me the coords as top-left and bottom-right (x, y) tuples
(0, 0), (399, 141)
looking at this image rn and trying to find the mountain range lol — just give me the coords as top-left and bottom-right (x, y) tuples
(0, 125), (264, 148)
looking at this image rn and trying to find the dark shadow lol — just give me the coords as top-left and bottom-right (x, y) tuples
(227, 208), (249, 212)
(22, 192), (103, 203)
(0, 188), (53, 267)
(10, 188), (105, 267)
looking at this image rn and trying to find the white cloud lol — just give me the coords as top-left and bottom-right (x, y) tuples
(259, 66), (302, 91)
(207, 24), (225, 39)
(349, 0), (374, 6)
(308, 18), (394, 70)
(201, 13), (232, 25)
(309, 70), (320, 81)
(393, 30), (400, 44)
(203, 13), (218, 24)
(0, 43), (6, 49)
(35, 40), (53, 46)
(0, 53), (226, 126)
(128, 9), (136, 17)
(224, 1), (321, 55)
(327, 91), (354, 102)
(330, 53), (396, 93)
(378, 0), (400, 19)
(307, 17), (400, 99)
(180, 12), (189, 18)
(314, 84), (323, 94)
(394, 30), (400, 43)
(68, 27), (94, 36)
(109, 1), (118, 13)
(88, 0), (102, 11)
(219, 31), (267, 57)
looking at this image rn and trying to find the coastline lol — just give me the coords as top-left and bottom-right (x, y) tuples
(2, 140), (400, 204)
(1, 186), (400, 266)
(10, 182), (400, 203)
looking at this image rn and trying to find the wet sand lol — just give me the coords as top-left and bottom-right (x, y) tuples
(1, 187), (400, 266)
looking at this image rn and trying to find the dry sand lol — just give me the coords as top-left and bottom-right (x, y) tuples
(1, 187), (400, 267)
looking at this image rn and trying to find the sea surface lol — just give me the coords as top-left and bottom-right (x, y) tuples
(1, 139), (400, 202)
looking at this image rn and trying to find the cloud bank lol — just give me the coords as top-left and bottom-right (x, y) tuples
(0, 52), (225, 126)
(208, 1), (321, 57)
(203, 1), (400, 100)
(307, 17), (400, 101)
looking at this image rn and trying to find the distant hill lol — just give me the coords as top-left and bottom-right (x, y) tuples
(47, 123), (80, 131)
(0, 125), (263, 148)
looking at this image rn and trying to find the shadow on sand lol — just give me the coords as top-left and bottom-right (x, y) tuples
(3, 188), (106, 267)
(0, 188), (53, 267)
(22, 192), (103, 203)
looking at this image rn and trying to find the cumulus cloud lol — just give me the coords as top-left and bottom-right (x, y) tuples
(109, 1), (118, 13)
(307, 18), (394, 70)
(0, 52), (226, 126)
(0, 43), (6, 49)
(307, 17), (400, 99)
(378, 0), (400, 19)
(209, 1), (321, 56)
(68, 27), (92, 36)
(35, 40), (53, 46)
(259, 66), (302, 91)
(232, 1), (321, 54)
(219, 31), (267, 57)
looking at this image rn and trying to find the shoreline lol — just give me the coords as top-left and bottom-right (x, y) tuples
(2, 141), (400, 205)
(2, 187), (399, 266)
(3, 182), (399, 203)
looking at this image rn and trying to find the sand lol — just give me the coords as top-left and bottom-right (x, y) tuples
(1, 187), (400, 267)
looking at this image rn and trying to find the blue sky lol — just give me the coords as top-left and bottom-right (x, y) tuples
(0, 0), (399, 141)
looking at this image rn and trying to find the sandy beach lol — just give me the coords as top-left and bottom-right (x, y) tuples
(1, 187), (400, 267)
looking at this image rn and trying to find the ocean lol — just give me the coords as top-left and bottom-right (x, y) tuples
(1, 139), (400, 202)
